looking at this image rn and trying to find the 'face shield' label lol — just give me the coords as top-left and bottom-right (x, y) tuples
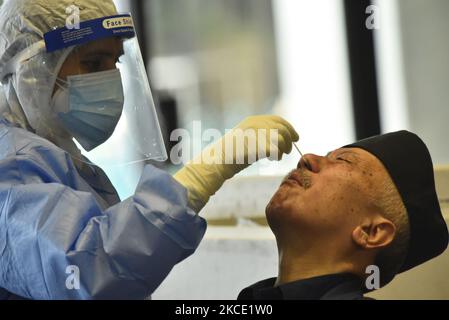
(44, 14), (136, 53)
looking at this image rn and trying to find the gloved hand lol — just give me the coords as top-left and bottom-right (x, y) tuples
(174, 115), (299, 213)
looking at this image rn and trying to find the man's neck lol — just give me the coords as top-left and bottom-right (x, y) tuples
(275, 245), (356, 287)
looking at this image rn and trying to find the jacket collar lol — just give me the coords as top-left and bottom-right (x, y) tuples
(238, 273), (365, 300)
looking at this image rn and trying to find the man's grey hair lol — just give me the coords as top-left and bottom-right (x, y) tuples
(373, 175), (410, 286)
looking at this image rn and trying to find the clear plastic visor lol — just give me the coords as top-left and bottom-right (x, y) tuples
(47, 34), (168, 167)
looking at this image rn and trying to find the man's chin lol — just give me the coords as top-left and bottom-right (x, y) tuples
(265, 192), (289, 229)
(265, 186), (306, 228)
(266, 184), (296, 213)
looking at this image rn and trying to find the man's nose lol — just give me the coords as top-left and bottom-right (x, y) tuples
(297, 153), (329, 173)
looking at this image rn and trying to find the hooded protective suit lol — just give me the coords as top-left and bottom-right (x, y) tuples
(0, 0), (206, 299)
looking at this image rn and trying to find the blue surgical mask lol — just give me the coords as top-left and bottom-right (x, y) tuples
(51, 69), (124, 151)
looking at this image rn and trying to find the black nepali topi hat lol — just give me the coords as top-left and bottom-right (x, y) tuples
(344, 130), (448, 273)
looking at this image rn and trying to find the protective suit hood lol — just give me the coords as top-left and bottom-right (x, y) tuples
(0, 0), (118, 151)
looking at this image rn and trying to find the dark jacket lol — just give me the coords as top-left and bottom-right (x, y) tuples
(237, 273), (366, 300)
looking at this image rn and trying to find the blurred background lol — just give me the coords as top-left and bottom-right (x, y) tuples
(109, 0), (449, 300)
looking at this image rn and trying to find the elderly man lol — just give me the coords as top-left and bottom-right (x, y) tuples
(238, 131), (448, 300)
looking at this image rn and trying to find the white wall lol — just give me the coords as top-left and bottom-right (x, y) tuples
(375, 0), (449, 164)
(153, 227), (278, 300)
(153, 221), (449, 300)
(272, 0), (355, 161)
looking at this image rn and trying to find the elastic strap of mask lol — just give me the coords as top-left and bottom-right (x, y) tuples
(54, 78), (69, 91)
(0, 40), (46, 81)
(44, 47), (74, 102)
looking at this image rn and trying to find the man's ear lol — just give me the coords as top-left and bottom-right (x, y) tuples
(352, 216), (396, 250)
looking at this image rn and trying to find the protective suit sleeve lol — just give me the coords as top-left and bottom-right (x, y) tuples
(0, 131), (206, 299)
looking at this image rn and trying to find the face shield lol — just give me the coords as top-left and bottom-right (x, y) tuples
(1, 13), (167, 167)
